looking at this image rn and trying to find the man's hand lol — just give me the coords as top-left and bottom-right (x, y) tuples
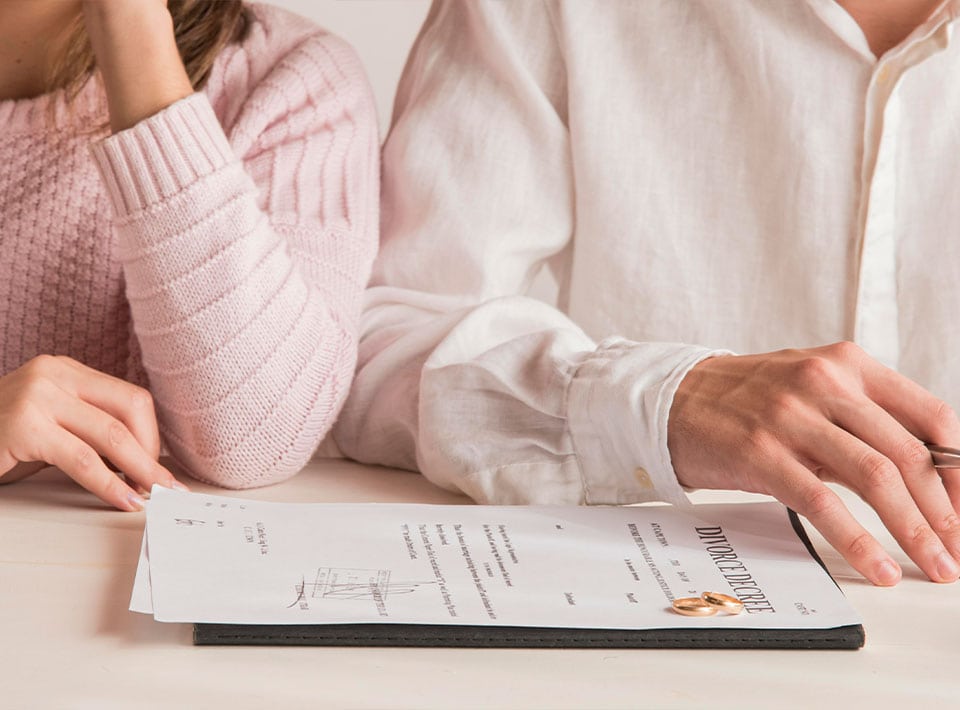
(669, 341), (960, 585)
(0, 355), (186, 510)
(81, 1), (193, 133)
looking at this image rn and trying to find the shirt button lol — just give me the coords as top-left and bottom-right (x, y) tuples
(634, 467), (653, 490)
(877, 65), (891, 84)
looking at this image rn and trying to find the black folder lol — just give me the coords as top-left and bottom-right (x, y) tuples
(194, 511), (864, 649)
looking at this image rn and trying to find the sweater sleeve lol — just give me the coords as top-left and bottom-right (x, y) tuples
(89, 32), (378, 488)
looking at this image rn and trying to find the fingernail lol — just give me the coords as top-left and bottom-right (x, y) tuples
(127, 493), (146, 511)
(170, 480), (190, 492)
(874, 559), (901, 586)
(936, 551), (960, 581)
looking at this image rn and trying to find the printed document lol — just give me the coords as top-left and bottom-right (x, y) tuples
(132, 487), (861, 629)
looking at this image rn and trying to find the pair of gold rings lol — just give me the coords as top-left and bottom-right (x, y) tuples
(671, 591), (743, 617)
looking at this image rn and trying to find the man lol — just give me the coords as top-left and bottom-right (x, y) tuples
(335, 0), (960, 586)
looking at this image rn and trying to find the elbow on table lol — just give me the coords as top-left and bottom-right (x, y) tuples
(161, 325), (360, 490)
(166, 381), (353, 491)
(187, 452), (312, 491)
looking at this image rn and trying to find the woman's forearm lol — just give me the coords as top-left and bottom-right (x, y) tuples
(82, 1), (193, 132)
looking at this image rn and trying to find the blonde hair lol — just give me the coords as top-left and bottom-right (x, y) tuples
(48, 0), (249, 100)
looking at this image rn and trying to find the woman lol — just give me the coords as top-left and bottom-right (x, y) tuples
(0, 1), (378, 510)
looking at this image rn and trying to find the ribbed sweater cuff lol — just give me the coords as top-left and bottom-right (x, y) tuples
(90, 93), (235, 216)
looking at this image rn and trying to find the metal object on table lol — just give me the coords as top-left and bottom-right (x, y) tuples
(701, 591), (744, 615)
(671, 597), (718, 617)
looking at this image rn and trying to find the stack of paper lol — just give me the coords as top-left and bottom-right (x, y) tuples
(132, 487), (863, 647)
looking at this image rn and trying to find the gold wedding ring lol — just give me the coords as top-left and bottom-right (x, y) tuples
(701, 591), (744, 614)
(670, 592), (745, 617)
(671, 597), (718, 617)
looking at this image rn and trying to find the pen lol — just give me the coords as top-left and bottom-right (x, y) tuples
(926, 443), (960, 470)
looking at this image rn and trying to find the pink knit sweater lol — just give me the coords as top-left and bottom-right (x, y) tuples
(0, 4), (378, 488)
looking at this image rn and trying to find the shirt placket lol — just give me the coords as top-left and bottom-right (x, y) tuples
(854, 63), (901, 369)
(854, 22), (953, 370)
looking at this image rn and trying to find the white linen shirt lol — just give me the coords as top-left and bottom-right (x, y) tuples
(334, 0), (960, 506)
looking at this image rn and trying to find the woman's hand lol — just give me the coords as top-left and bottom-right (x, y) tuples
(81, 1), (193, 133)
(669, 342), (960, 586)
(0, 355), (187, 510)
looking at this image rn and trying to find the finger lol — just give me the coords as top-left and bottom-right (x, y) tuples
(55, 397), (178, 492)
(803, 423), (960, 583)
(48, 356), (162, 460)
(830, 397), (960, 562)
(859, 357), (960, 446)
(36, 421), (145, 512)
(770, 456), (901, 586)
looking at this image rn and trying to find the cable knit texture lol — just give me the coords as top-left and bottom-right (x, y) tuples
(0, 4), (378, 488)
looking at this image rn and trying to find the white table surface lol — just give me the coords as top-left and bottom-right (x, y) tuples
(1, 458), (956, 709)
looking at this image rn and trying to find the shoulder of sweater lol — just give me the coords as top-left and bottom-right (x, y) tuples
(240, 2), (362, 77)
(203, 2), (375, 142)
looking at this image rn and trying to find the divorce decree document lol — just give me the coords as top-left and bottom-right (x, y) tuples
(132, 487), (860, 630)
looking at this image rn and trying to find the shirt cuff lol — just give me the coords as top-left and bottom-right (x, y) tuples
(89, 92), (235, 216)
(566, 338), (730, 507)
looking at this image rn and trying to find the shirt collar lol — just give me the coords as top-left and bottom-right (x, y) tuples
(804, 0), (960, 63)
